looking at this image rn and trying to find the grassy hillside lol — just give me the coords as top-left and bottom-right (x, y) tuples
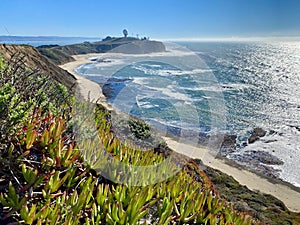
(0, 44), (76, 90)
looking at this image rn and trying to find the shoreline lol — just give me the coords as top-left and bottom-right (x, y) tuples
(165, 136), (300, 211)
(59, 55), (300, 213)
(59, 54), (113, 110)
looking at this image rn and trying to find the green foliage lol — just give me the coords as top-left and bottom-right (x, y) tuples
(0, 109), (259, 224)
(0, 56), (4, 69)
(38, 37), (165, 65)
(0, 54), (73, 145)
(128, 117), (151, 140)
(109, 114), (163, 149)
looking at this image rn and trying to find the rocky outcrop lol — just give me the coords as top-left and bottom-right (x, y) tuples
(248, 127), (267, 144)
(232, 150), (284, 166)
(230, 150), (284, 178)
(0, 44), (76, 89)
(219, 134), (237, 156)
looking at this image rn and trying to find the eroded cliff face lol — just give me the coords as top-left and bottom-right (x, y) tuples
(0, 44), (76, 89)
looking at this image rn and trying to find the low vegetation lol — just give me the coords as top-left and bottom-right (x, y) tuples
(0, 54), (71, 148)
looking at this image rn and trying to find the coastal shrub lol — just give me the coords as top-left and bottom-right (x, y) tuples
(103, 36), (112, 41)
(108, 113), (164, 150)
(128, 117), (151, 140)
(0, 111), (258, 224)
(0, 54), (72, 146)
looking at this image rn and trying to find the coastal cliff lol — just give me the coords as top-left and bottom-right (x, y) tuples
(0, 44), (76, 89)
(37, 37), (166, 65)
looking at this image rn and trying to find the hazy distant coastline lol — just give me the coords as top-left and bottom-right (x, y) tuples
(0, 35), (102, 47)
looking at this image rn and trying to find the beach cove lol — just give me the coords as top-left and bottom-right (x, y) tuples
(60, 53), (300, 213)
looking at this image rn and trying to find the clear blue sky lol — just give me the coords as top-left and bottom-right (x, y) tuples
(1, 0), (299, 39)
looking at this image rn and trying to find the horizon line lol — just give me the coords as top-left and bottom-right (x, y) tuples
(158, 36), (300, 42)
(1, 35), (300, 42)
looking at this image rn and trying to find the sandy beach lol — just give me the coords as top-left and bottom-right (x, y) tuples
(59, 54), (112, 110)
(164, 137), (300, 212)
(60, 55), (300, 213)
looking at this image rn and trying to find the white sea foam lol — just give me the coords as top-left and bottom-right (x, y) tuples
(179, 82), (252, 93)
(149, 85), (193, 103)
(242, 126), (300, 187)
(130, 76), (193, 103)
(181, 86), (222, 93)
(221, 83), (253, 91)
(147, 117), (199, 132)
(131, 64), (211, 77)
(77, 41), (300, 187)
(136, 97), (160, 109)
(131, 77), (147, 86)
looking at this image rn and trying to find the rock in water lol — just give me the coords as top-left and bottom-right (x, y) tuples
(219, 134), (237, 156)
(230, 150), (284, 178)
(248, 128), (267, 144)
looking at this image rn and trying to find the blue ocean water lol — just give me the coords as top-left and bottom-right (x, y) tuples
(77, 40), (300, 187)
(0, 36), (101, 47)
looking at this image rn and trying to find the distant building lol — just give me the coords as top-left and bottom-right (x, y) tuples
(123, 29), (128, 38)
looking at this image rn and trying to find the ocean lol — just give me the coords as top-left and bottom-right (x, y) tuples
(77, 40), (300, 187)
(0, 36), (101, 47)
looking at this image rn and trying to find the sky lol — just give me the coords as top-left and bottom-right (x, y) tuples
(1, 0), (300, 39)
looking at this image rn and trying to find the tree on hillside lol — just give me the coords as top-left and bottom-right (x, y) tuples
(123, 29), (128, 38)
